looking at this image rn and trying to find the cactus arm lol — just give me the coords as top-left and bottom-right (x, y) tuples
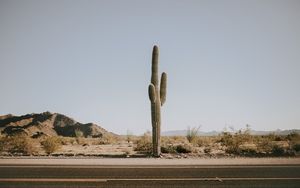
(160, 72), (167, 106)
(148, 84), (156, 103)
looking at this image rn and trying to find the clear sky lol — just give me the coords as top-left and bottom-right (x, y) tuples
(0, 0), (299, 135)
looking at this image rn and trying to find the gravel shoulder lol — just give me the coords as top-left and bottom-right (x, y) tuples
(0, 157), (299, 166)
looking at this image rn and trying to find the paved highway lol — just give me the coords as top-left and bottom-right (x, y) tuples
(0, 164), (299, 187)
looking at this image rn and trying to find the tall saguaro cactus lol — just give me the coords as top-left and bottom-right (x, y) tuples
(148, 45), (167, 157)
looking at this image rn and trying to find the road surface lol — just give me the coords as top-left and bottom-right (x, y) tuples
(0, 164), (300, 187)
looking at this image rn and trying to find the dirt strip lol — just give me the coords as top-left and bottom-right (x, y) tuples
(0, 157), (299, 165)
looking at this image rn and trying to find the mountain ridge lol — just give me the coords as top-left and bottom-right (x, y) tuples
(0, 112), (115, 138)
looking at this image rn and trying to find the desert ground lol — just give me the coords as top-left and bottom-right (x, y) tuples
(1, 129), (300, 159)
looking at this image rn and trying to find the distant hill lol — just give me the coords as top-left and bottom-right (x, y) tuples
(162, 129), (300, 136)
(0, 112), (116, 138)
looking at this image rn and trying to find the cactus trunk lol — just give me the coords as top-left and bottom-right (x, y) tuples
(148, 45), (167, 157)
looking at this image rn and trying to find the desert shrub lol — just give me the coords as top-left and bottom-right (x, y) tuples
(161, 136), (188, 146)
(219, 128), (254, 154)
(0, 135), (5, 152)
(75, 129), (84, 138)
(186, 126), (200, 143)
(161, 145), (177, 153)
(256, 139), (291, 156)
(285, 132), (300, 153)
(264, 133), (284, 141)
(60, 137), (76, 145)
(219, 132), (240, 154)
(98, 134), (118, 145)
(74, 129), (86, 145)
(134, 132), (152, 153)
(41, 136), (62, 154)
(161, 144), (192, 154)
(271, 144), (285, 156)
(239, 143), (258, 156)
(256, 137), (273, 154)
(194, 137), (206, 147)
(292, 144), (300, 152)
(175, 144), (192, 153)
(287, 132), (300, 141)
(194, 136), (214, 147)
(0, 134), (37, 155)
(171, 136), (187, 143)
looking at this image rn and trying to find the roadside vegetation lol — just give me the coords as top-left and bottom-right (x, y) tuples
(0, 127), (299, 157)
(41, 136), (62, 154)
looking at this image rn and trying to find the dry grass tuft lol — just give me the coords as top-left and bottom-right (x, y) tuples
(41, 136), (62, 154)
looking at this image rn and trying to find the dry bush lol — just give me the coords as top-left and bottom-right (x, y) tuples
(256, 137), (273, 154)
(98, 134), (118, 145)
(161, 136), (188, 146)
(271, 144), (285, 156)
(194, 136), (215, 147)
(161, 144), (193, 154)
(161, 135), (194, 154)
(134, 132), (152, 153)
(41, 136), (62, 154)
(59, 137), (77, 145)
(0, 135), (5, 152)
(74, 129), (84, 137)
(186, 126), (200, 143)
(219, 128), (254, 154)
(0, 134), (37, 155)
(292, 144), (300, 152)
(161, 145), (176, 153)
(171, 136), (187, 143)
(263, 133), (284, 141)
(287, 132), (300, 141)
(175, 144), (192, 153)
(73, 129), (87, 145)
(286, 132), (300, 153)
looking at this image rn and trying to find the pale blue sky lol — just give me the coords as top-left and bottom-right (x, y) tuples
(0, 0), (299, 134)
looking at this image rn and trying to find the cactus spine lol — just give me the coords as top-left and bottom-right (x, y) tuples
(148, 45), (167, 157)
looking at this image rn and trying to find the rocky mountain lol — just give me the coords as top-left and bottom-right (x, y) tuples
(0, 112), (115, 138)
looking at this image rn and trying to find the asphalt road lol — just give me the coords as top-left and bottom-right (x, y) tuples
(0, 164), (299, 187)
